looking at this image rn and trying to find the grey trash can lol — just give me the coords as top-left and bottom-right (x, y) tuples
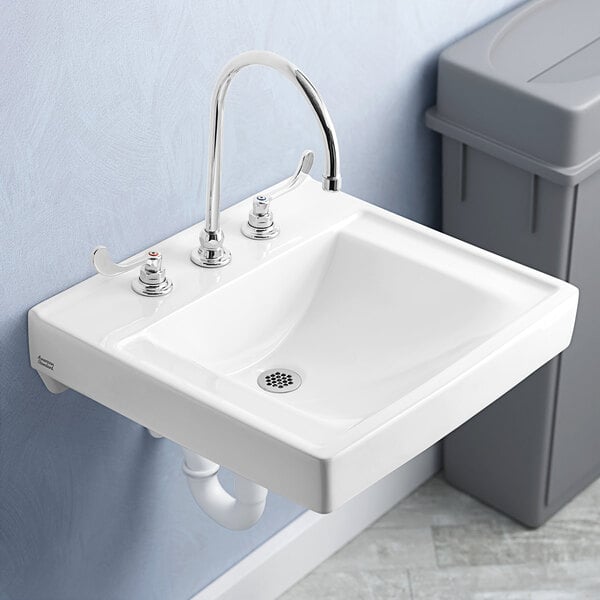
(426, 0), (600, 527)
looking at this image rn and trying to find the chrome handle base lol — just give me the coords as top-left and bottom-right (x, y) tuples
(241, 194), (280, 240)
(93, 246), (173, 297)
(241, 150), (314, 241)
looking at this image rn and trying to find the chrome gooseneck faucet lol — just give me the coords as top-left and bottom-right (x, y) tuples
(191, 50), (342, 268)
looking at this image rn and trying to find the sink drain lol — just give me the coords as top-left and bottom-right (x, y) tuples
(258, 368), (302, 393)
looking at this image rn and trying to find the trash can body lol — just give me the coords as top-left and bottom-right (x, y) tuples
(426, 0), (600, 527)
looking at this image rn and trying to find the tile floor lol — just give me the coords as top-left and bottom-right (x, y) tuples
(281, 474), (600, 599)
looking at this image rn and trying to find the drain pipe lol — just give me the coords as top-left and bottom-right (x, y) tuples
(146, 430), (268, 529)
(181, 448), (268, 530)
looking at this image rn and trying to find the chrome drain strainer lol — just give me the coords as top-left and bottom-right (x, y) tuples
(258, 368), (302, 393)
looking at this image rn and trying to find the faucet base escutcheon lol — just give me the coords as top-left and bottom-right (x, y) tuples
(191, 229), (232, 268)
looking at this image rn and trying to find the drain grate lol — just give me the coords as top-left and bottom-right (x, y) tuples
(258, 368), (302, 393)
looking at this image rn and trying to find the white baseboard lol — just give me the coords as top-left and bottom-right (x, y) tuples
(192, 444), (441, 600)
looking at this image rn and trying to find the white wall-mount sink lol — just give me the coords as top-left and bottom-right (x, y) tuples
(28, 179), (578, 512)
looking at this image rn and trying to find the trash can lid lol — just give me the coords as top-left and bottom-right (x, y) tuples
(430, 0), (600, 171)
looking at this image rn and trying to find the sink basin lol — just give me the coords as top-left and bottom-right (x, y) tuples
(28, 178), (578, 512)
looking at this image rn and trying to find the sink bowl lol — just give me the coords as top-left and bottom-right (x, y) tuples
(28, 179), (578, 512)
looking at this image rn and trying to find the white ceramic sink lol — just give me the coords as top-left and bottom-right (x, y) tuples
(28, 178), (578, 512)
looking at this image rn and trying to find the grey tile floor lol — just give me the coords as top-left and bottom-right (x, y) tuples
(281, 474), (600, 599)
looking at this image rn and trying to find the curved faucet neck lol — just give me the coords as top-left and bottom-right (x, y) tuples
(204, 51), (341, 235)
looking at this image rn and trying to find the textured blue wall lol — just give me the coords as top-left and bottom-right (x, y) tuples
(0, 1), (524, 599)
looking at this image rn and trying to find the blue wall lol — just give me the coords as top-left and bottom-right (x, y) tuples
(0, 1), (524, 598)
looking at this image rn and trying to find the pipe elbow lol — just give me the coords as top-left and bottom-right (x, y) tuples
(182, 449), (268, 530)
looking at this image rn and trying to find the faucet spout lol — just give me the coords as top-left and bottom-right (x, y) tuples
(191, 50), (341, 268)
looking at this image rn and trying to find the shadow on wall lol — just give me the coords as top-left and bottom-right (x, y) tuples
(0, 1), (527, 598)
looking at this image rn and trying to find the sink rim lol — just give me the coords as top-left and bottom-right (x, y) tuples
(28, 177), (578, 511)
(51, 181), (577, 459)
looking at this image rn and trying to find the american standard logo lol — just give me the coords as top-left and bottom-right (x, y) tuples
(37, 355), (55, 371)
